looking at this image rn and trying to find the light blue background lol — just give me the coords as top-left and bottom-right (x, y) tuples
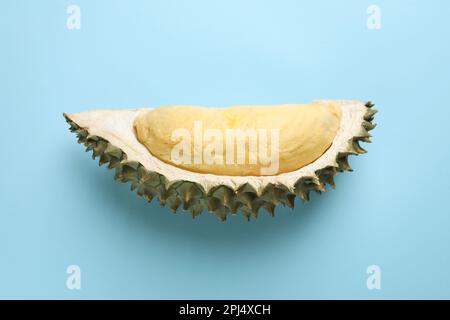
(1, 0), (449, 299)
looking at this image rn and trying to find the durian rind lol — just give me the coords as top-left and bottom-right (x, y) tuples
(64, 100), (376, 221)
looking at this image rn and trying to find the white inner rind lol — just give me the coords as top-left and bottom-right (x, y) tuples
(67, 100), (368, 195)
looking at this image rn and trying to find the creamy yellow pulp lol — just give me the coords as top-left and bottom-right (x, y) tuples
(133, 103), (341, 176)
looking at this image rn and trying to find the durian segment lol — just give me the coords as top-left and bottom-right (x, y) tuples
(133, 103), (342, 176)
(64, 100), (376, 220)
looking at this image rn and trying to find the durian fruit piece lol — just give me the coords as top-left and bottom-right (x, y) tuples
(64, 100), (376, 221)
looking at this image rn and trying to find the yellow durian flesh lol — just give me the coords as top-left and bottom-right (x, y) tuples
(133, 102), (342, 176)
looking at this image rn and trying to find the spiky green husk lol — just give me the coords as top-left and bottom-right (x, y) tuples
(63, 102), (376, 221)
